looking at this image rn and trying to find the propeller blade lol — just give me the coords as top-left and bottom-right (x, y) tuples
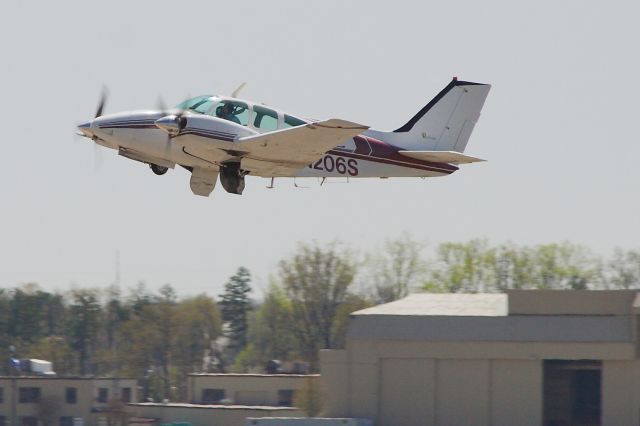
(95, 86), (109, 118)
(231, 82), (247, 98)
(156, 96), (168, 115)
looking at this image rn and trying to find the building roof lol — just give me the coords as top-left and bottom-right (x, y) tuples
(128, 402), (300, 411)
(0, 376), (136, 380)
(347, 291), (639, 344)
(352, 293), (507, 317)
(188, 373), (319, 378)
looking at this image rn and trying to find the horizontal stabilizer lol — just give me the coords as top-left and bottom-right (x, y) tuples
(398, 150), (486, 164)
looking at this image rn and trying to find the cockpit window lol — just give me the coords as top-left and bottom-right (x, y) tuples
(175, 95), (214, 111)
(284, 114), (306, 128)
(215, 101), (249, 126)
(253, 106), (278, 131)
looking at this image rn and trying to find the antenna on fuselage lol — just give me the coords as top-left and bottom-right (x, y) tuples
(231, 82), (247, 98)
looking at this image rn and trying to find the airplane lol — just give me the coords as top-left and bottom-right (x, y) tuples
(77, 78), (490, 197)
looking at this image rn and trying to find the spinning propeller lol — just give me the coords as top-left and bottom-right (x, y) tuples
(154, 96), (191, 156)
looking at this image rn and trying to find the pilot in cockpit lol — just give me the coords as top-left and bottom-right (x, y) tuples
(216, 103), (241, 124)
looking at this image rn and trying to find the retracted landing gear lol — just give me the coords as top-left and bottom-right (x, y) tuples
(219, 162), (246, 195)
(150, 163), (168, 175)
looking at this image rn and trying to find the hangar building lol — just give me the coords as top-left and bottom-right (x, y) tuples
(320, 290), (640, 426)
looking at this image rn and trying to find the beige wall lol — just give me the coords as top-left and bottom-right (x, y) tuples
(379, 358), (434, 426)
(319, 351), (347, 417)
(129, 403), (302, 426)
(0, 377), (137, 425)
(507, 289), (638, 315)
(490, 360), (541, 426)
(321, 352), (545, 426)
(436, 360), (490, 426)
(188, 375), (319, 406)
(320, 291), (640, 425)
(323, 345), (640, 426)
(602, 360), (640, 426)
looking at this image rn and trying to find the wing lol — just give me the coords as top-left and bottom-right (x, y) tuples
(398, 150), (486, 164)
(237, 119), (368, 175)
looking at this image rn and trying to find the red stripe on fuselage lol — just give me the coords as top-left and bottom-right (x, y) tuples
(332, 135), (457, 174)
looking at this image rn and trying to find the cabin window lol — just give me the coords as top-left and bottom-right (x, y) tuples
(215, 101), (249, 125)
(284, 114), (306, 128)
(190, 99), (217, 114)
(176, 95), (213, 111)
(253, 106), (278, 131)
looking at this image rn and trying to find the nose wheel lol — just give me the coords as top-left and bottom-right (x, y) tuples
(150, 164), (168, 175)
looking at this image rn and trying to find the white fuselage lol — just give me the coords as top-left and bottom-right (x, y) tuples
(80, 95), (455, 180)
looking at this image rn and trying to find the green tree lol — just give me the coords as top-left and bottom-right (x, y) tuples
(330, 294), (372, 349)
(29, 336), (77, 375)
(424, 239), (495, 293)
(279, 242), (357, 369)
(293, 377), (325, 417)
(97, 285), (131, 375)
(234, 284), (297, 372)
(219, 267), (253, 353)
(67, 289), (101, 375)
(8, 284), (59, 344)
(606, 248), (640, 289)
(528, 243), (600, 290)
(424, 240), (602, 292)
(366, 233), (427, 303)
(172, 295), (223, 398)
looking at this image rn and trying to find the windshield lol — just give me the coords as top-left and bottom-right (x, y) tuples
(175, 95), (221, 114)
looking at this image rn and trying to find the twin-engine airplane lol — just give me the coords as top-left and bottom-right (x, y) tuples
(77, 78), (490, 197)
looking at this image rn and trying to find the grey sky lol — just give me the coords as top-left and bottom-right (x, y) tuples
(1, 0), (638, 296)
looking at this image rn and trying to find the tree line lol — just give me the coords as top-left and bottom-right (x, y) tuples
(1, 237), (638, 402)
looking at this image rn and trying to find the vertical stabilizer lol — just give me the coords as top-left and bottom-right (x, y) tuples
(384, 79), (491, 152)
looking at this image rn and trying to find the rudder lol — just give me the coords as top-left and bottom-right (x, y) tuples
(392, 78), (491, 152)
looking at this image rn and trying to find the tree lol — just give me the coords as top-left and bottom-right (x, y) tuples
(424, 239), (495, 293)
(29, 336), (77, 375)
(366, 233), (427, 303)
(330, 294), (372, 349)
(97, 285), (131, 375)
(234, 284), (297, 372)
(172, 295), (223, 398)
(8, 284), (59, 344)
(219, 267), (253, 353)
(606, 248), (640, 289)
(293, 377), (325, 417)
(279, 242), (357, 369)
(67, 289), (101, 375)
(424, 240), (602, 292)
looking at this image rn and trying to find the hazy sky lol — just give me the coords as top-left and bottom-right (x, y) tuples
(1, 0), (638, 297)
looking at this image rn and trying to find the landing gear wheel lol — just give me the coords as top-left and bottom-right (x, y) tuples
(150, 164), (168, 175)
(220, 162), (246, 195)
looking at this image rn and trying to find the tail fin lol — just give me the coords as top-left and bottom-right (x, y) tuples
(389, 78), (491, 152)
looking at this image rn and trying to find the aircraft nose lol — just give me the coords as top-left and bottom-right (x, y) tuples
(77, 120), (94, 137)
